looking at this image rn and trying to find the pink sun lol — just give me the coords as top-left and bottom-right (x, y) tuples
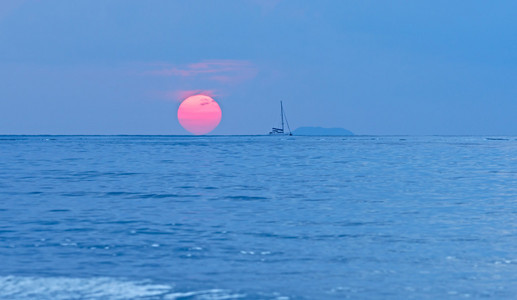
(177, 95), (222, 135)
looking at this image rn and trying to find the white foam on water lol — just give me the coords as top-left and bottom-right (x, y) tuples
(0, 276), (246, 300)
(164, 289), (246, 299)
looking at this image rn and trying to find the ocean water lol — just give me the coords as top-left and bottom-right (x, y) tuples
(0, 135), (516, 299)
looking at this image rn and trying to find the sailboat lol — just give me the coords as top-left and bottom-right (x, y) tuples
(269, 101), (292, 135)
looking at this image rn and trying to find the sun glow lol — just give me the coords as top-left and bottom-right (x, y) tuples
(177, 95), (222, 135)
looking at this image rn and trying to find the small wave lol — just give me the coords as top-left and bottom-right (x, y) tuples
(0, 276), (171, 299)
(0, 276), (246, 300)
(134, 193), (201, 199)
(486, 137), (510, 141)
(224, 196), (268, 201)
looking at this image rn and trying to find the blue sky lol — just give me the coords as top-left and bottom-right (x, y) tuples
(0, 0), (516, 135)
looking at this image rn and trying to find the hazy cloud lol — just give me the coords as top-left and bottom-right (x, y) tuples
(151, 90), (219, 103)
(145, 60), (258, 103)
(145, 60), (258, 84)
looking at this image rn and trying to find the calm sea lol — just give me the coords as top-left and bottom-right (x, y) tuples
(0, 135), (516, 299)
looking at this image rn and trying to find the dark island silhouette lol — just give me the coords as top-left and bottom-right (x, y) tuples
(292, 126), (353, 136)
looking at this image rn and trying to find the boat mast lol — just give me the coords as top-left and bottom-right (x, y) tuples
(281, 101), (284, 132)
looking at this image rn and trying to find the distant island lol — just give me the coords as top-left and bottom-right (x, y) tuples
(292, 127), (354, 136)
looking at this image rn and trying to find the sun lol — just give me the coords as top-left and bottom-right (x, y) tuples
(177, 95), (222, 135)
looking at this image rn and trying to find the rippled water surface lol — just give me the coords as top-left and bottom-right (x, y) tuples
(1, 135), (516, 299)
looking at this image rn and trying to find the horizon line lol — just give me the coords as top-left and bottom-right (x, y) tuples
(1, 134), (516, 137)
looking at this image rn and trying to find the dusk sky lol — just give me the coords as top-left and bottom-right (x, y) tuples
(1, 0), (516, 135)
